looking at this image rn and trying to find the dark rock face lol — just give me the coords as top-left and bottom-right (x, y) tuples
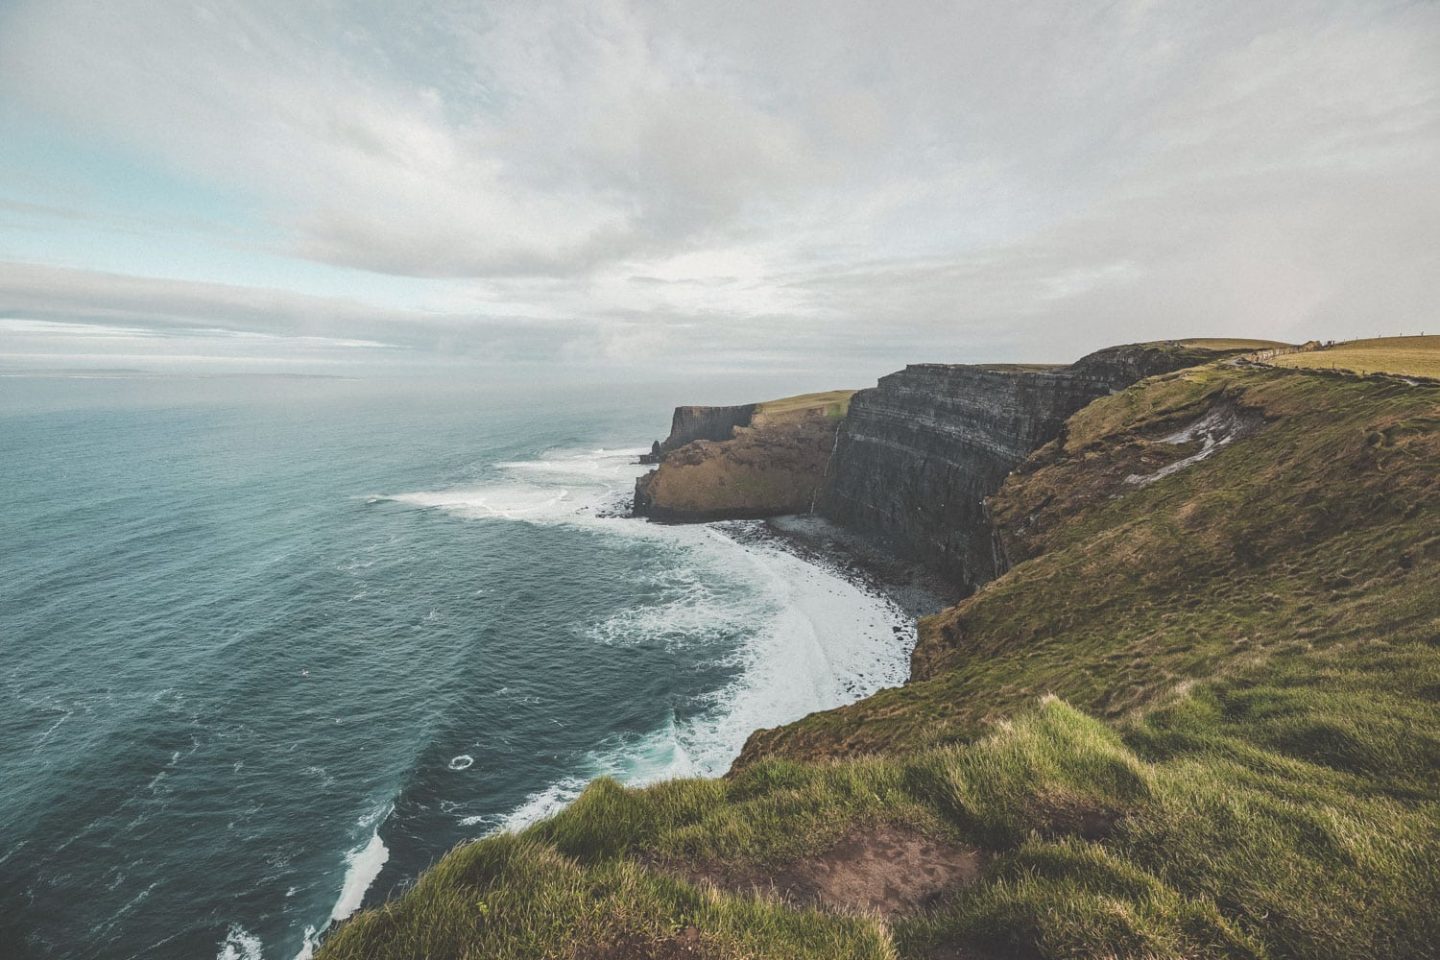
(818, 345), (1205, 592)
(640, 404), (758, 463)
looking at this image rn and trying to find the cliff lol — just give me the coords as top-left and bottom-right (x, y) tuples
(818, 342), (1252, 591)
(639, 404), (758, 463)
(633, 391), (852, 521)
(321, 341), (1440, 960)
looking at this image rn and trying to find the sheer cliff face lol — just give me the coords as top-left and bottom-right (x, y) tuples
(819, 346), (1209, 592)
(651, 405), (757, 459)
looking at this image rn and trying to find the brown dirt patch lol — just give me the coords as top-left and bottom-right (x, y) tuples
(676, 824), (982, 917)
(573, 926), (707, 960)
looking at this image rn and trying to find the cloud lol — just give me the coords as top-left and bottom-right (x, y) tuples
(0, 0), (1437, 370)
(0, 261), (592, 366)
(0, 261), (840, 374)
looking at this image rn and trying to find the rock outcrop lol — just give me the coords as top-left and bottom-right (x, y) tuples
(634, 393), (852, 521)
(817, 344), (1225, 592)
(639, 404), (758, 463)
(633, 418), (842, 521)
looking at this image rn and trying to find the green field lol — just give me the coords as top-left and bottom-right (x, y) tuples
(320, 361), (1440, 960)
(1268, 335), (1440, 378)
(754, 389), (857, 422)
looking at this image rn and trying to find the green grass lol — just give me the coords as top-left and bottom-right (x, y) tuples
(320, 363), (1440, 960)
(323, 831), (897, 960)
(1268, 334), (1440, 378)
(323, 679), (1440, 959)
(755, 389), (856, 422)
(1177, 338), (1292, 351)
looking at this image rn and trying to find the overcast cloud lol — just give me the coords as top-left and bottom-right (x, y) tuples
(0, 0), (1436, 375)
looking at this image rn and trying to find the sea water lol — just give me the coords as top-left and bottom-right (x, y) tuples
(0, 374), (911, 960)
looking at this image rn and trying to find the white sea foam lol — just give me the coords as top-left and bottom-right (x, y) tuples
(291, 807), (393, 958)
(448, 754), (474, 771)
(217, 924), (264, 960)
(585, 566), (749, 652)
(379, 447), (651, 528)
(328, 822), (389, 924)
(295, 927), (318, 960)
(679, 541), (911, 768)
(481, 517), (913, 834)
(490, 776), (590, 832)
(386, 444), (913, 876)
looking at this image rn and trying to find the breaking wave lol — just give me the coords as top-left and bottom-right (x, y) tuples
(388, 446), (915, 838)
(377, 446), (649, 527)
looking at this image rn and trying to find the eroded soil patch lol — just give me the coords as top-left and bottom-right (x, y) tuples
(573, 927), (708, 960)
(674, 824), (982, 917)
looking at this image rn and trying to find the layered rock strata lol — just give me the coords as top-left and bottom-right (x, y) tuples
(817, 344), (1215, 592)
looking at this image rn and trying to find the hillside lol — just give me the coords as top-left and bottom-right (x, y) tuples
(319, 355), (1439, 960)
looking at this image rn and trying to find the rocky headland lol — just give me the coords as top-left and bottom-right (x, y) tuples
(638, 404), (759, 464)
(636, 341), (1246, 592)
(632, 390), (853, 521)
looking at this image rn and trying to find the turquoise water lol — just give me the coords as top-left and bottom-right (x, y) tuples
(0, 376), (910, 960)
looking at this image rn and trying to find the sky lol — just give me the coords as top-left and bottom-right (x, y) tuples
(1, 0), (1437, 381)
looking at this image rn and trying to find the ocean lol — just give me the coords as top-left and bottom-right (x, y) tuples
(0, 374), (911, 960)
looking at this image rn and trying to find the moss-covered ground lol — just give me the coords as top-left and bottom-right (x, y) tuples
(319, 362), (1439, 960)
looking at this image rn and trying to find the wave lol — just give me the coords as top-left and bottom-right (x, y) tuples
(484, 521), (913, 834)
(217, 925), (263, 960)
(362, 444), (913, 921)
(472, 709), (698, 835)
(291, 807), (391, 960)
(377, 446), (650, 528)
(328, 822), (389, 924)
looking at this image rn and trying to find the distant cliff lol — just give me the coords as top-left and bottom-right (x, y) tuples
(632, 345), (1233, 559)
(640, 404), (758, 463)
(817, 343), (1231, 592)
(634, 392), (853, 521)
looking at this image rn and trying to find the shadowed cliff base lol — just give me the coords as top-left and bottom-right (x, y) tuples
(744, 515), (963, 619)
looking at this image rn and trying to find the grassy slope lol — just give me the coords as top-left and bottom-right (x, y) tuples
(320, 363), (1439, 960)
(1268, 334), (1440, 378)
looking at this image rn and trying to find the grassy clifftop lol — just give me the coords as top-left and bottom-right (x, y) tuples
(320, 360), (1439, 960)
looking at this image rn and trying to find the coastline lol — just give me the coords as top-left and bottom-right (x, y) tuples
(284, 454), (942, 960)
